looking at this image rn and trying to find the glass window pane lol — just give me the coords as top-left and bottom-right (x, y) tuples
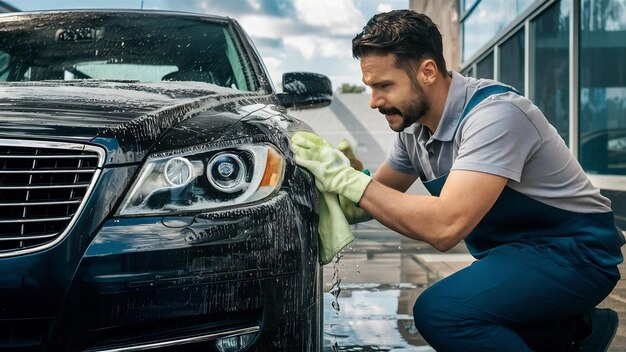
(74, 63), (178, 81)
(462, 66), (475, 77)
(530, 0), (570, 144)
(0, 14), (259, 91)
(0, 51), (9, 81)
(476, 52), (494, 79)
(464, 0), (480, 12)
(462, 0), (536, 62)
(498, 28), (525, 93)
(579, 0), (626, 175)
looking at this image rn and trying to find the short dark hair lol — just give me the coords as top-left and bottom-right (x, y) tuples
(352, 10), (447, 76)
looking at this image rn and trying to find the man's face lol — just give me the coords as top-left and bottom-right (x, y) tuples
(361, 54), (429, 132)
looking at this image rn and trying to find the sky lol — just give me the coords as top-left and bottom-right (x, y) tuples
(7, 0), (410, 91)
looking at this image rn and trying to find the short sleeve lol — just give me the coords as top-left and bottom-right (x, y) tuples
(385, 133), (418, 174)
(451, 99), (541, 182)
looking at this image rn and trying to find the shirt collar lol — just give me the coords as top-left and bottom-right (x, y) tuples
(429, 71), (468, 142)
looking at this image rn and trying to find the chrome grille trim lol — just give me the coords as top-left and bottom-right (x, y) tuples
(0, 138), (105, 258)
(84, 326), (260, 352)
(0, 183), (90, 190)
(0, 154), (100, 159)
(0, 199), (82, 207)
(0, 169), (97, 174)
(0, 233), (60, 241)
(0, 215), (73, 224)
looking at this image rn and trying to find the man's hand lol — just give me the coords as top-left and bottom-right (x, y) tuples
(337, 139), (364, 171)
(335, 139), (372, 224)
(291, 131), (372, 204)
(338, 194), (372, 224)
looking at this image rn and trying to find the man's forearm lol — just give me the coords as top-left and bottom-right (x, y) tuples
(359, 170), (507, 251)
(358, 180), (464, 251)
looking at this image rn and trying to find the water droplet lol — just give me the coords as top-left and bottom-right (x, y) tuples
(330, 252), (343, 314)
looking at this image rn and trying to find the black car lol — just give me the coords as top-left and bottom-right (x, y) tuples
(0, 10), (329, 352)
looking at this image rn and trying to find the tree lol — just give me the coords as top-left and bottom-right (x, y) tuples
(337, 83), (366, 94)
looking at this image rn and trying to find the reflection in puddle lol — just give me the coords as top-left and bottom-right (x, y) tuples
(323, 289), (433, 351)
(322, 230), (443, 352)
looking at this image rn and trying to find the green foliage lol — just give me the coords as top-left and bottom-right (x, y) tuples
(337, 83), (366, 94)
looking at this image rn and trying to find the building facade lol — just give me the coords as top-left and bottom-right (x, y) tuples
(410, 0), (461, 70)
(459, 0), (626, 228)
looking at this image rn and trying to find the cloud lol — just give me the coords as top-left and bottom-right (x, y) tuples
(168, 0), (295, 17)
(283, 35), (352, 61)
(261, 56), (284, 86)
(248, 0), (261, 11)
(237, 15), (295, 39)
(376, 3), (393, 13)
(252, 38), (284, 49)
(234, 0), (364, 62)
(293, 0), (364, 35)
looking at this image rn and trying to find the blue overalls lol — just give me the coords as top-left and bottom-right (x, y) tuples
(412, 85), (624, 351)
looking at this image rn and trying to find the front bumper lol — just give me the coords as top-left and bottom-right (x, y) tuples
(0, 164), (320, 352)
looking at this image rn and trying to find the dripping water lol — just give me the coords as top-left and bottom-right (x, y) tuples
(329, 251), (343, 352)
(330, 252), (342, 313)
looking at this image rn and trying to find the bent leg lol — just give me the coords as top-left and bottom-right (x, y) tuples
(413, 244), (617, 352)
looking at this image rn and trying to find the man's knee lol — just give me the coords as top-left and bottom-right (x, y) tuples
(413, 285), (463, 338)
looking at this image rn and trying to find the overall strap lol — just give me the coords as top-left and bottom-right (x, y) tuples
(422, 84), (519, 197)
(452, 84), (519, 137)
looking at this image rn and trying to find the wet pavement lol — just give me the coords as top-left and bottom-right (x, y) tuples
(322, 221), (626, 352)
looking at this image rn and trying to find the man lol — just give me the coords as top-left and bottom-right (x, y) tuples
(291, 9), (624, 352)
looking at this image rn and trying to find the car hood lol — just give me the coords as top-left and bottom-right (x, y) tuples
(0, 80), (276, 163)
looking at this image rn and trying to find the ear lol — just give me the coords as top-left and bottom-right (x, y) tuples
(418, 59), (438, 86)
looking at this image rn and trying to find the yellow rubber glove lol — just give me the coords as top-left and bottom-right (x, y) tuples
(291, 131), (372, 204)
(337, 139), (364, 171)
(335, 139), (372, 224)
(338, 193), (372, 224)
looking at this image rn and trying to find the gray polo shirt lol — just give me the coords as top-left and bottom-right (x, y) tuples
(386, 71), (612, 213)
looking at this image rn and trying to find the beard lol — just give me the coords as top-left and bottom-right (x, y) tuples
(378, 82), (429, 132)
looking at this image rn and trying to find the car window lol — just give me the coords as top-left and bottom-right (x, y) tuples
(0, 51), (9, 81)
(223, 28), (249, 91)
(0, 13), (260, 92)
(69, 62), (179, 81)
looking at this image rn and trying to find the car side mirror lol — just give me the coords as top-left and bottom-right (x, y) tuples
(277, 72), (332, 110)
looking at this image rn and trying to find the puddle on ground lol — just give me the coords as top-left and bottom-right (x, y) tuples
(322, 287), (433, 352)
(322, 226), (442, 352)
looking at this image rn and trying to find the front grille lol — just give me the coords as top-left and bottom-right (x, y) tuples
(0, 139), (104, 256)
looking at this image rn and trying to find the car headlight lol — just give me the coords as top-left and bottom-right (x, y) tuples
(207, 152), (247, 193)
(117, 143), (284, 216)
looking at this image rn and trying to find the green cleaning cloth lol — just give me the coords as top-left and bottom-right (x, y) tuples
(317, 189), (354, 265)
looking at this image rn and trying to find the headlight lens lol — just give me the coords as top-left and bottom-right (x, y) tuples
(207, 152), (247, 193)
(117, 143), (284, 216)
(164, 157), (194, 187)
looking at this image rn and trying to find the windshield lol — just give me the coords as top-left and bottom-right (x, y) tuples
(0, 12), (259, 91)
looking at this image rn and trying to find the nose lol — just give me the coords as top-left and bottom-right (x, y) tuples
(369, 91), (384, 110)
